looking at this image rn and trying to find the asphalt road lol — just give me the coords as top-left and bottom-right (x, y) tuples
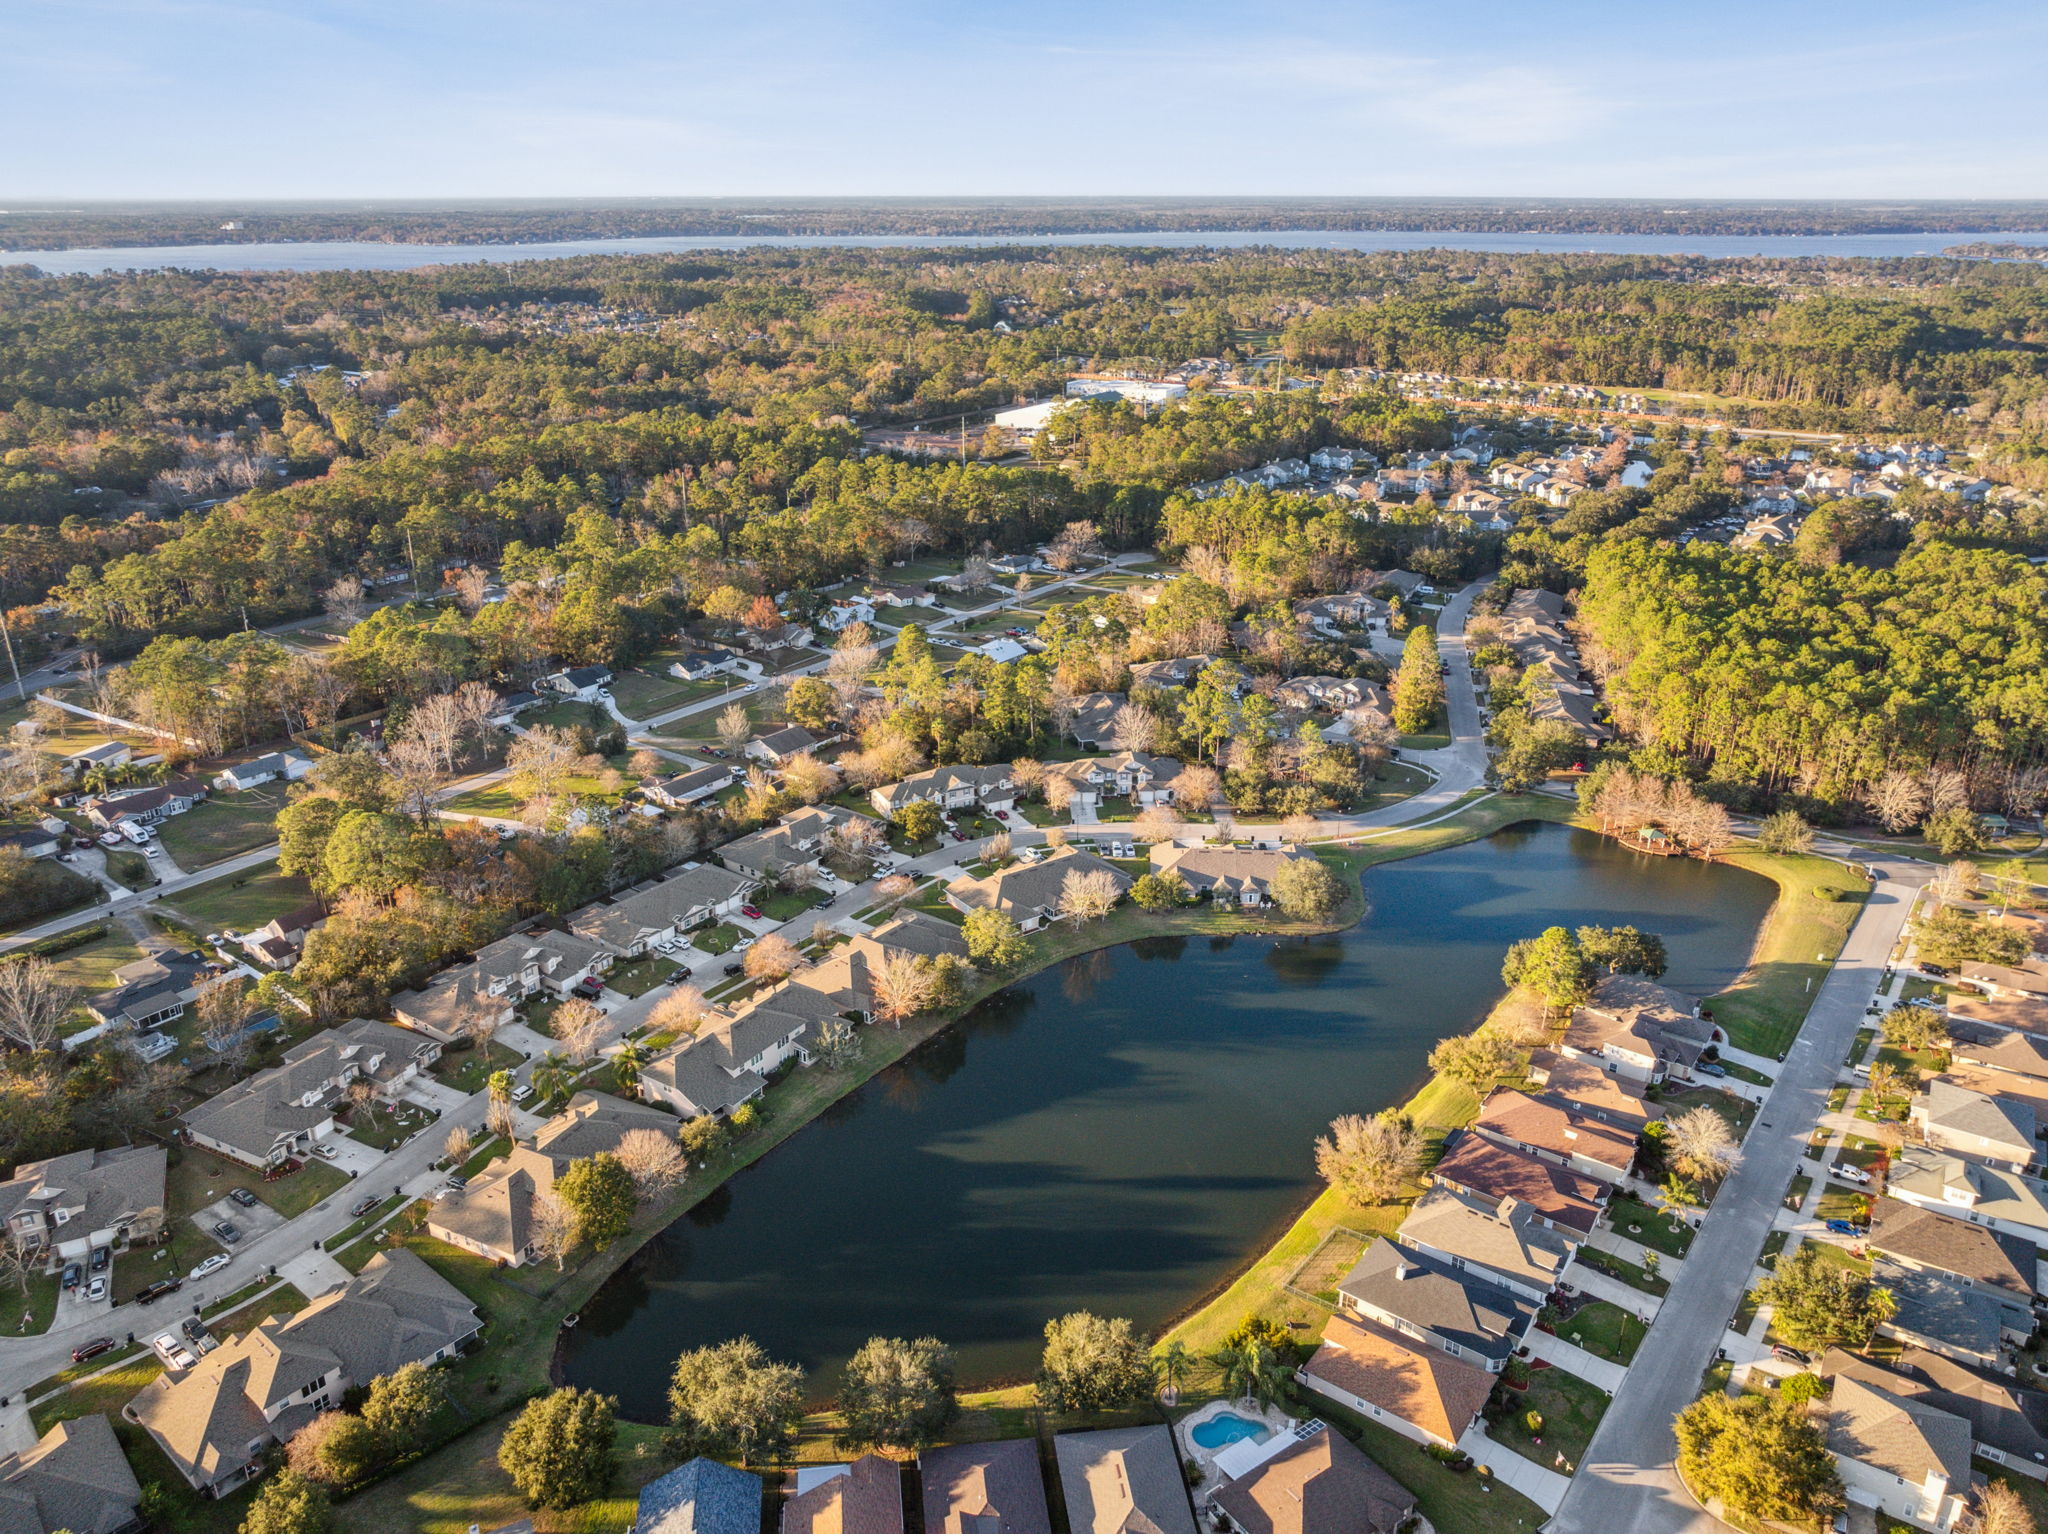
(1545, 858), (1931, 1534)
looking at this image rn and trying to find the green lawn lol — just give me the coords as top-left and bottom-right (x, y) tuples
(1706, 850), (1867, 1057)
(1606, 1194), (1696, 1256)
(430, 1039), (525, 1094)
(761, 886), (831, 922)
(1557, 1302), (1647, 1364)
(171, 860), (315, 934)
(690, 921), (746, 954)
(345, 1101), (436, 1152)
(166, 1144), (350, 1224)
(605, 668), (713, 718)
(1312, 1397), (1547, 1534)
(1492, 1366), (1610, 1471)
(1816, 1185), (1872, 1226)
(1396, 731), (1452, 752)
(43, 930), (148, 991)
(1665, 1085), (1757, 1141)
(1574, 1246), (1671, 1297)
(443, 754), (634, 817)
(0, 1269), (59, 1335)
(151, 786), (288, 867)
(603, 955), (679, 998)
(103, 847), (157, 890)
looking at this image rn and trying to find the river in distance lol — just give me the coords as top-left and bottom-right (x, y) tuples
(8, 228), (2048, 274)
(559, 820), (1778, 1418)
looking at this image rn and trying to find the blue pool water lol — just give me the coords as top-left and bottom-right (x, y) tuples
(1191, 1413), (1270, 1450)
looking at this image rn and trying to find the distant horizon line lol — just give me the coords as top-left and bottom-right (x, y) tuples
(6, 194), (2048, 210)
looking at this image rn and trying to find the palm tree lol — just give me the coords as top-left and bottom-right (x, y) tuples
(530, 1053), (569, 1107)
(612, 1039), (644, 1099)
(1156, 1340), (1191, 1405)
(1211, 1339), (1291, 1410)
(1655, 1173), (1700, 1230)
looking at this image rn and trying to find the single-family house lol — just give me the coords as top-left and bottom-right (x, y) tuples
(1877, 1260), (2030, 1373)
(1866, 1197), (2037, 1303)
(1823, 1347), (2048, 1483)
(1297, 1311), (1494, 1450)
(1525, 1048), (1661, 1133)
(645, 764), (735, 808)
(126, 1249), (479, 1498)
(1431, 1131), (1608, 1237)
(736, 620), (814, 653)
(667, 647), (746, 682)
(1946, 991), (2048, 1039)
(1147, 844), (1314, 907)
(870, 764), (1016, 818)
(0, 1414), (144, 1534)
(1335, 1238), (1538, 1371)
(1291, 595), (1387, 638)
(1911, 1081), (2038, 1172)
(82, 951), (217, 1031)
(1963, 961), (2048, 1003)
(976, 637), (1029, 664)
(1395, 1187), (1576, 1303)
(817, 596), (877, 634)
(1818, 1367), (1973, 1532)
(1951, 1029), (2048, 1083)
(719, 805), (857, 884)
(747, 726), (822, 765)
(185, 1018), (436, 1167)
(1054, 1427), (1196, 1534)
(782, 1453), (903, 1534)
(920, 1439), (1052, 1534)
(946, 849), (1133, 932)
(1472, 1090), (1639, 1184)
(635, 1457), (762, 1534)
(1558, 975), (1720, 1083)
(1207, 1422), (1414, 1534)
(1273, 675), (1374, 713)
(0, 823), (61, 860)
(212, 751), (312, 792)
(1066, 692), (1127, 750)
(488, 690), (543, 726)
(639, 990), (825, 1120)
(1044, 752), (1182, 813)
(567, 862), (756, 956)
(540, 665), (612, 701)
(428, 1091), (676, 1266)
(1888, 1147), (2048, 1246)
(83, 779), (207, 832)
(237, 902), (325, 970)
(1127, 656), (1215, 691)
(866, 582), (936, 610)
(389, 936), (540, 1042)
(0, 1145), (167, 1264)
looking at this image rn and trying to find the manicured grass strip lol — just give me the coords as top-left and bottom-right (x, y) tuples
(151, 785), (288, 867)
(171, 860), (314, 934)
(1706, 848), (1866, 1058)
(1556, 1301), (1647, 1364)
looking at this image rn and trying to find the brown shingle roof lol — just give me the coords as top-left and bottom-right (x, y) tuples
(1431, 1133), (1607, 1235)
(782, 1454), (905, 1534)
(1473, 1090), (1638, 1172)
(1207, 1427), (1414, 1534)
(1301, 1313), (1494, 1444)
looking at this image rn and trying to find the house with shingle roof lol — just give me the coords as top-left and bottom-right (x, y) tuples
(1054, 1426), (1196, 1534)
(1207, 1423), (1414, 1534)
(1148, 844), (1313, 908)
(719, 806), (857, 883)
(82, 779), (207, 832)
(1066, 692), (1126, 750)
(1867, 1196), (2038, 1302)
(782, 1453), (904, 1534)
(1825, 1347), (2048, 1485)
(569, 863), (757, 956)
(82, 950), (217, 1031)
(1472, 1089), (1639, 1184)
(920, 1438), (1053, 1534)
(1952, 1029), (2048, 1083)
(636, 1456), (763, 1534)
(0, 1145), (166, 1265)
(1335, 1238), (1538, 1370)
(746, 726), (823, 765)
(212, 750), (312, 792)
(1888, 1147), (2048, 1246)
(870, 763), (1016, 817)
(1431, 1131), (1608, 1237)
(1525, 1048), (1661, 1133)
(0, 1413), (143, 1534)
(1559, 975), (1720, 1084)
(1963, 961), (2048, 1002)
(1876, 1259), (2030, 1374)
(1817, 1368), (1973, 1532)
(1396, 1187), (1576, 1303)
(646, 764), (735, 808)
(184, 1019), (436, 1168)
(126, 1248), (478, 1497)
(946, 849), (1132, 932)
(1911, 1080), (2038, 1172)
(1297, 1311), (1494, 1449)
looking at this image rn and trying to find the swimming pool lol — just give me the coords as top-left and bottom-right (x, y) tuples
(1190, 1412), (1270, 1450)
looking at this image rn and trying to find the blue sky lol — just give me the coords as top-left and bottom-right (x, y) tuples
(7, 0), (2046, 199)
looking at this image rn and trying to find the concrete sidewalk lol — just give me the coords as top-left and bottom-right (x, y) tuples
(1456, 1424), (1574, 1512)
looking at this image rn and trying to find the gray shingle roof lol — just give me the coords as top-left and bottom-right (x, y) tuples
(921, 1438), (1053, 1534)
(1336, 1239), (1537, 1364)
(1054, 1426), (1196, 1534)
(0, 1413), (142, 1534)
(637, 1456), (762, 1534)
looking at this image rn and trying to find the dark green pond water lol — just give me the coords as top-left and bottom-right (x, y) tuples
(561, 822), (1775, 1417)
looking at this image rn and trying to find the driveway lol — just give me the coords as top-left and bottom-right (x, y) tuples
(1545, 864), (1931, 1534)
(192, 1193), (287, 1249)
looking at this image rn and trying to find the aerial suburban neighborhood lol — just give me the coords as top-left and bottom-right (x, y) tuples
(4, 29), (2048, 1534)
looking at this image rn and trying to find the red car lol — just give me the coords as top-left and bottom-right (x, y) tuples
(739, 905), (764, 921)
(993, 809), (1010, 820)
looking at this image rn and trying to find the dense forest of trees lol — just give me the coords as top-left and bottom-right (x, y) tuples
(7, 197), (2048, 250)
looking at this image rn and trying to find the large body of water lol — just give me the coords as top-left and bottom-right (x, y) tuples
(10, 228), (2048, 275)
(559, 821), (1777, 1419)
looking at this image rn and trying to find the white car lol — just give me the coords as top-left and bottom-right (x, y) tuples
(151, 1333), (198, 1371)
(188, 1253), (231, 1280)
(1831, 1162), (1873, 1186)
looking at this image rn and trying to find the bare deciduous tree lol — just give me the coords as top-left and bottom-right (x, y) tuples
(531, 1191), (577, 1270)
(1168, 763), (1221, 810)
(1109, 703), (1160, 753)
(648, 985), (710, 1036)
(822, 816), (889, 877)
(444, 1125), (473, 1166)
(780, 752), (840, 805)
(507, 726), (592, 808)
(716, 704), (752, 755)
(614, 1128), (687, 1200)
(872, 873), (917, 912)
(742, 933), (801, 984)
(1057, 868), (1122, 923)
(1869, 771), (1928, 833)
(324, 575), (368, 623)
(450, 567), (491, 614)
(1667, 1105), (1738, 1183)
(871, 950), (936, 1027)
(0, 957), (77, 1054)
(554, 998), (607, 1065)
(404, 693), (465, 776)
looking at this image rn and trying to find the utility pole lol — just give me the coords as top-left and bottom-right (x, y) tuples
(0, 616), (22, 702)
(405, 530), (421, 601)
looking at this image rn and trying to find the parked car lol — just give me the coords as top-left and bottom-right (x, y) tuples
(739, 904), (764, 921)
(150, 1333), (197, 1371)
(70, 1336), (116, 1365)
(949, 830), (969, 843)
(1824, 1218), (1862, 1235)
(1771, 1344), (1811, 1364)
(133, 1278), (181, 1304)
(84, 1275), (107, 1303)
(1921, 963), (1952, 978)
(313, 1143), (339, 1161)
(1831, 1163), (1873, 1186)
(993, 809), (1010, 820)
(212, 1221), (241, 1245)
(89, 1245), (110, 1272)
(573, 975), (605, 998)
(349, 1195), (381, 1219)
(1694, 1061), (1728, 1078)
(512, 1082), (534, 1104)
(60, 1263), (81, 1290)
(228, 1187), (258, 1208)
(188, 1254), (231, 1280)
(182, 1316), (213, 1347)
(723, 962), (744, 977)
